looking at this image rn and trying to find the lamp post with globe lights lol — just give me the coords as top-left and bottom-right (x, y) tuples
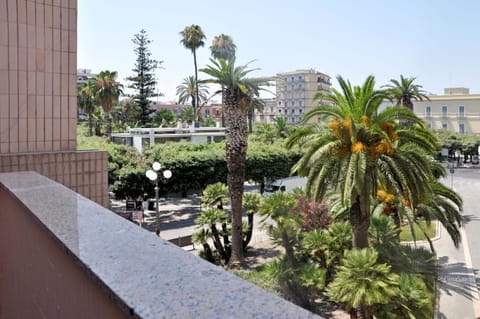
(146, 162), (172, 236)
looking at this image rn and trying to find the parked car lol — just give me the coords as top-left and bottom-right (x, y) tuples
(263, 176), (307, 195)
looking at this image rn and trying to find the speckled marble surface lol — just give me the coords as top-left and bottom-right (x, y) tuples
(0, 172), (321, 319)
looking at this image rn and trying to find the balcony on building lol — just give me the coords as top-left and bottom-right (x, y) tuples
(0, 171), (321, 319)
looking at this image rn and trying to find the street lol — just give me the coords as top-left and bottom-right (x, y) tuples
(436, 168), (480, 318)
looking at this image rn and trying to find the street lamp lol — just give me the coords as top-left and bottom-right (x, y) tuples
(146, 162), (172, 236)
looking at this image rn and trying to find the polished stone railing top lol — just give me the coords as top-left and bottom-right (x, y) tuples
(0, 171), (320, 319)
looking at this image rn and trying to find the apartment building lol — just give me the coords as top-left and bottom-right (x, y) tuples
(414, 88), (480, 134)
(253, 69), (331, 124)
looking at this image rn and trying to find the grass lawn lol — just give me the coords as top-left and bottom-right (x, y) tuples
(399, 220), (437, 242)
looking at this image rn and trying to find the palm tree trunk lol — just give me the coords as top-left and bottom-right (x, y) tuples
(193, 49), (199, 125)
(88, 114), (93, 136)
(349, 196), (370, 249)
(224, 89), (248, 268)
(106, 112), (112, 139)
(243, 212), (254, 250)
(349, 195), (373, 319)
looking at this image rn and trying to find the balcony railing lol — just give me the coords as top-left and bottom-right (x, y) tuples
(0, 171), (320, 319)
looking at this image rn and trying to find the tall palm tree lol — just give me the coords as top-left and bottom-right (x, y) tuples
(210, 34), (237, 128)
(77, 80), (96, 136)
(180, 25), (206, 121)
(383, 75), (430, 111)
(176, 76), (209, 119)
(287, 75), (438, 252)
(210, 34), (237, 61)
(93, 70), (123, 138)
(201, 58), (267, 268)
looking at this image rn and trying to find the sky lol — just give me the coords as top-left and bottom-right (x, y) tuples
(78, 0), (480, 102)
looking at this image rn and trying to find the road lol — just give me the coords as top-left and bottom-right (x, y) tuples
(436, 168), (480, 318)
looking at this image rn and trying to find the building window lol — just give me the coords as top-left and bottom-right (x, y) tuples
(205, 109), (210, 117)
(291, 77), (295, 82)
(425, 106), (431, 117)
(442, 106), (448, 116)
(216, 109), (220, 116)
(459, 105), (465, 117)
(459, 123), (465, 134)
(442, 122), (448, 129)
(278, 101), (282, 105)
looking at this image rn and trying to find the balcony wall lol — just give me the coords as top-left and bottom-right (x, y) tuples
(0, 171), (321, 319)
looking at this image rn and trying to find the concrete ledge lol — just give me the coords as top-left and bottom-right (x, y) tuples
(0, 171), (320, 319)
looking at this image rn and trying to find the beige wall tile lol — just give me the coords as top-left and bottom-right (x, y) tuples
(18, 94), (26, 118)
(36, 3), (44, 26)
(9, 94), (18, 119)
(27, 94), (35, 117)
(35, 118), (45, 142)
(61, 7), (68, 30)
(8, 22), (17, 46)
(52, 95), (60, 118)
(61, 73), (68, 96)
(0, 117), (9, 142)
(9, 70), (18, 94)
(27, 71), (36, 95)
(27, 24), (35, 48)
(60, 29), (67, 51)
(60, 51), (67, 74)
(0, 0), (7, 22)
(36, 28), (45, 49)
(44, 4), (52, 27)
(45, 27), (52, 50)
(52, 5), (60, 28)
(18, 142), (27, 152)
(52, 117), (60, 138)
(18, 23), (27, 47)
(60, 95), (67, 118)
(36, 95), (44, 118)
(0, 45), (8, 69)
(18, 71), (27, 94)
(7, 0), (17, 22)
(53, 51), (60, 73)
(27, 47), (36, 72)
(52, 71), (60, 94)
(18, 47), (27, 71)
(52, 28), (60, 51)
(68, 30), (76, 52)
(0, 94), (8, 118)
(17, 0), (26, 24)
(0, 70), (8, 94)
(44, 94), (52, 117)
(8, 46), (17, 70)
(44, 49), (52, 73)
(0, 22), (8, 45)
(36, 72), (44, 94)
(0, 142), (9, 153)
(26, 0), (35, 25)
(28, 118), (36, 144)
(68, 96), (76, 118)
(60, 115), (68, 139)
(18, 117), (27, 142)
(44, 117), (52, 141)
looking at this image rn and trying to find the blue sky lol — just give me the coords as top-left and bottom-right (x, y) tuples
(78, 0), (480, 101)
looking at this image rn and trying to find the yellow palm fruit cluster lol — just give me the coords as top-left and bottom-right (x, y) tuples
(358, 115), (370, 126)
(380, 122), (398, 141)
(369, 140), (394, 159)
(377, 190), (395, 204)
(328, 118), (353, 140)
(351, 141), (367, 153)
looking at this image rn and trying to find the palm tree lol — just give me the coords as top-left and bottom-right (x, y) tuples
(77, 80), (96, 136)
(287, 75), (438, 252)
(210, 34), (237, 61)
(201, 58), (268, 268)
(326, 248), (400, 319)
(176, 76), (210, 119)
(210, 34), (237, 128)
(93, 70), (123, 138)
(383, 75), (430, 111)
(180, 25), (206, 121)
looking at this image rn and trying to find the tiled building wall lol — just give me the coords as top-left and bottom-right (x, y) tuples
(1, 0), (77, 152)
(0, 151), (109, 207)
(0, 0), (109, 207)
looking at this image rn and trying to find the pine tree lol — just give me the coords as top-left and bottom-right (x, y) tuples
(126, 29), (162, 125)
